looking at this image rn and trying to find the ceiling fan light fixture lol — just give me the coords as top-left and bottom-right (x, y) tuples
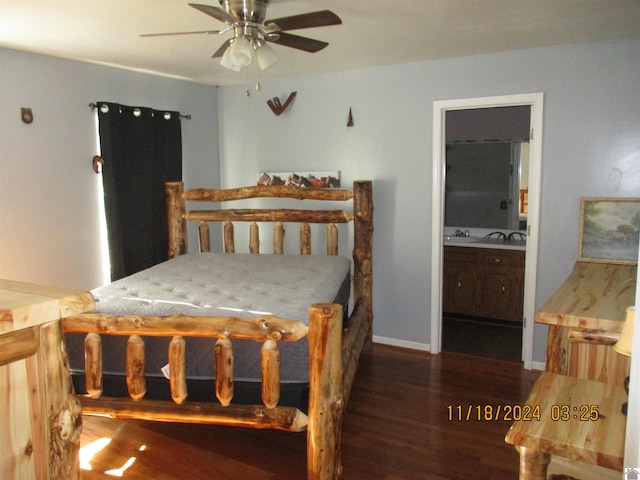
(229, 36), (253, 67)
(220, 42), (242, 71)
(254, 40), (278, 70)
(146, 4), (341, 73)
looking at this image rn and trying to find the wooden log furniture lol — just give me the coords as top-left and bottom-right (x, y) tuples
(535, 261), (636, 385)
(505, 372), (626, 479)
(62, 180), (374, 480)
(504, 260), (634, 479)
(0, 280), (94, 480)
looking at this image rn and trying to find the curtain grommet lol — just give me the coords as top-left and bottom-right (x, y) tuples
(92, 155), (104, 174)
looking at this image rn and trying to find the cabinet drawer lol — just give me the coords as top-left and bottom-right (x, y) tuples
(479, 251), (523, 267)
(444, 249), (477, 264)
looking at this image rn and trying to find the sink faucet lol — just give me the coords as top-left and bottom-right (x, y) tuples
(484, 231), (507, 240)
(507, 232), (527, 240)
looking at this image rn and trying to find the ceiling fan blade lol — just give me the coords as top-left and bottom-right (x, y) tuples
(265, 10), (341, 31)
(140, 30), (221, 37)
(212, 38), (232, 58)
(267, 32), (328, 53)
(189, 3), (236, 24)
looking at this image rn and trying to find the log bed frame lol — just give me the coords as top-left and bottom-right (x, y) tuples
(63, 180), (373, 480)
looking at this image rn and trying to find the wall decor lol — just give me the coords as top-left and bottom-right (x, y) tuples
(347, 107), (354, 127)
(21, 107), (33, 124)
(578, 197), (640, 264)
(258, 171), (340, 188)
(266, 91), (297, 116)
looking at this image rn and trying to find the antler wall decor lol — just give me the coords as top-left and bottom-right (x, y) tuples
(267, 91), (297, 116)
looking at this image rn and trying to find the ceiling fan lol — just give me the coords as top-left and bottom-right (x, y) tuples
(141, 1), (342, 71)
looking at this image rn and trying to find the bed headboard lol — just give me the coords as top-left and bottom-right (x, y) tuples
(165, 180), (374, 336)
(166, 181), (371, 256)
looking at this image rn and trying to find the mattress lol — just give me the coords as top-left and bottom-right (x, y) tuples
(65, 253), (351, 405)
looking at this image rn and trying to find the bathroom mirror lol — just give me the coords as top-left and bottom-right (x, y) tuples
(444, 141), (528, 230)
(444, 106), (530, 231)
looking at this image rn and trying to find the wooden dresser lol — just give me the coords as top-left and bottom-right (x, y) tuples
(535, 261), (636, 385)
(0, 280), (94, 480)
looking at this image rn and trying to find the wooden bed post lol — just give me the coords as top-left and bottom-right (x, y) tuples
(352, 180), (374, 347)
(166, 181), (187, 257)
(307, 303), (344, 480)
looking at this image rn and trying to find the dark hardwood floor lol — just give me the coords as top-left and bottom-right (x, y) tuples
(442, 315), (523, 363)
(79, 344), (539, 479)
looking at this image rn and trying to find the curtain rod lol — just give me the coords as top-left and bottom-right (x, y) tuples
(89, 103), (191, 120)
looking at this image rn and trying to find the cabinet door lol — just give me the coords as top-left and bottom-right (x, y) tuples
(442, 267), (452, 312)
(449, 268), (476, 315)
(477, 271), (513, 319)
(514, 272), (524, 319)
(477, 249), (524, 322)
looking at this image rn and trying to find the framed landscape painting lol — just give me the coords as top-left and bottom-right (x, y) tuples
(578, 197), (640, 264)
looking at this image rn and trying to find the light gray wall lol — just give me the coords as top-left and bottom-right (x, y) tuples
(0, 47), (220, 290)
(217, 37), (640, 363)
(2, 38), (638, 363)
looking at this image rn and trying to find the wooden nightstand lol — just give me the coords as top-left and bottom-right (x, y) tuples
(0, 280), (94, 480)
(505, 372), (626, 480)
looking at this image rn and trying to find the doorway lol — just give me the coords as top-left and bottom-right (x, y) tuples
(430, 93), (544, 369)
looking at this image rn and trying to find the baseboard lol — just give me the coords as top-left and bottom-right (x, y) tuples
(372, 336), (546, 372)
(531, 360), (546, 371)
(373, 335), (430, 352)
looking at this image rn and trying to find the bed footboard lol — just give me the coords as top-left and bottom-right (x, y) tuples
(64, 303), (344, 477)
(64, 310), (316, 430)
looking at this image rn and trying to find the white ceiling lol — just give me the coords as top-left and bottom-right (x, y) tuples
(1, 0), (640, 87)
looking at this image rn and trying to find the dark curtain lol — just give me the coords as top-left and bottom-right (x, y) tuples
(96, 102), (182, 281)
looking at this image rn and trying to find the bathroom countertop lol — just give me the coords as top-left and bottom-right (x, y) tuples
(443, 237), (526, 251)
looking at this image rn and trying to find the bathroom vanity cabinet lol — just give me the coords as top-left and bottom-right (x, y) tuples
(443, 245), (525, 322)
